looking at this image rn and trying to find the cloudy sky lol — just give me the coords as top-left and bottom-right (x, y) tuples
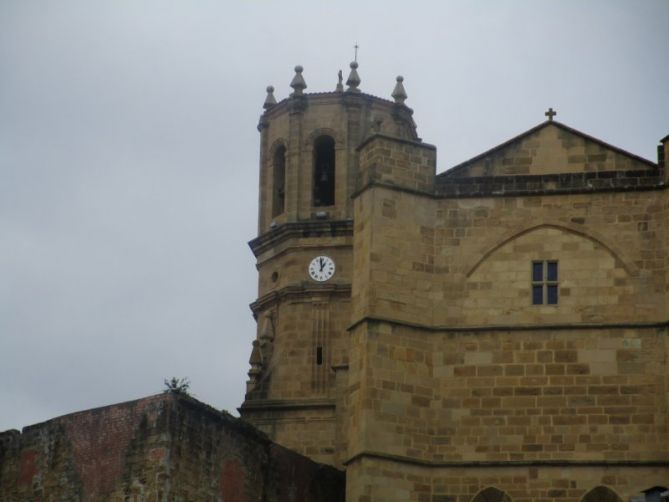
(1, 1), (668, 432)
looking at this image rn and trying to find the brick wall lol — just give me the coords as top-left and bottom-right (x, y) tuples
(0, 393), (344, 501)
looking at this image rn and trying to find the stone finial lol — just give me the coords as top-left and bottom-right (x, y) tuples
(336, 70), (344, 92)
(346, 61), (361, 93)
(392, 76), (407, 105)
(263, 86), (277, 109)
(545, 107), (557, 121)
(290, 65), (307, 96)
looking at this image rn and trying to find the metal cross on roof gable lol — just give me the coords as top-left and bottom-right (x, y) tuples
(545, 107), (557, 121)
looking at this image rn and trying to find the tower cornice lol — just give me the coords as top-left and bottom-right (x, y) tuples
(260, 92), (413, 122)
(248, 219), (354, 257)
(250, 282), (351, 317)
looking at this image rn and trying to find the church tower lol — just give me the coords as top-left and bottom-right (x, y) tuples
(239, 63), (417, 465)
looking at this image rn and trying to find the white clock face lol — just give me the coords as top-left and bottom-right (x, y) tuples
(308, 255), (336, 282)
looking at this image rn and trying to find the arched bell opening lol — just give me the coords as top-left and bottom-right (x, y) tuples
(312, 135), (335, 207)
(272, 144), (286, 217)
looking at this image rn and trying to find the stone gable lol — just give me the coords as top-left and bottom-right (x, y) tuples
(442, 122), (656, 178)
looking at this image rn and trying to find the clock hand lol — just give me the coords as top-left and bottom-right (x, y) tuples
(319, 258), (324, 271)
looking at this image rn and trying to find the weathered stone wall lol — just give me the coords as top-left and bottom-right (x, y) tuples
(345, 132), (669, 500)
(345, 320), (669, 500)
(352, 183), (667, 328)
(356, 134), (436, 195)
(257, 93), (417, 232)
(242, 221), (353, 465)
(346, 456), (669, 502)
(244, 91), (418, 467)
(0, 394), (344, 501)
(347, 321), (669, 462)
(239, 403), (339, 466)
(245, 82), (669, 497)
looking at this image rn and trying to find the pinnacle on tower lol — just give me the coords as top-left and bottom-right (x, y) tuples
(392, 76), (407, 105)
(290, 65), (307, 96)
(263, 85), (277, 109)
(246, 340), (263, 392)
(346, 61), (361, 93)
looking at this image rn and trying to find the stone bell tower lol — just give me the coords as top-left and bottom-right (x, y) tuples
(239, 63), (418, 466)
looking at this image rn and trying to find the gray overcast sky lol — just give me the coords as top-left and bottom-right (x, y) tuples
(1, 1), (668, 432)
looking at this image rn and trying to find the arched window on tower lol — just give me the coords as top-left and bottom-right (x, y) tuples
(313, 136), (335, 207)
(272, 145), (286, 217)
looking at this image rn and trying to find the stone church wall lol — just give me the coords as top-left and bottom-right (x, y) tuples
(346, 456), (669, 502)
(344, 133), (669, 500)
(347, 320), (669, 461)
(345, 320), (669, 500)
(352, 184), (667, 328)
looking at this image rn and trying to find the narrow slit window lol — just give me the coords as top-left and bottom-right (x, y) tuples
(313, 136), (335, 207)
(272, 145), (286, 217)
(532, 261), (559, 305)
(316, 346), (323, 365)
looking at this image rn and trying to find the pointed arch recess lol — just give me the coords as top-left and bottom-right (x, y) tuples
(272, 144), (287, 217)
(268, 138), (287, 159)
(312, 135), (336, 207)
(267, 139), (288, 219)
(464, 222), (637, 279)
(470, 487), (512, 502)
(579, 486), (623, 502)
